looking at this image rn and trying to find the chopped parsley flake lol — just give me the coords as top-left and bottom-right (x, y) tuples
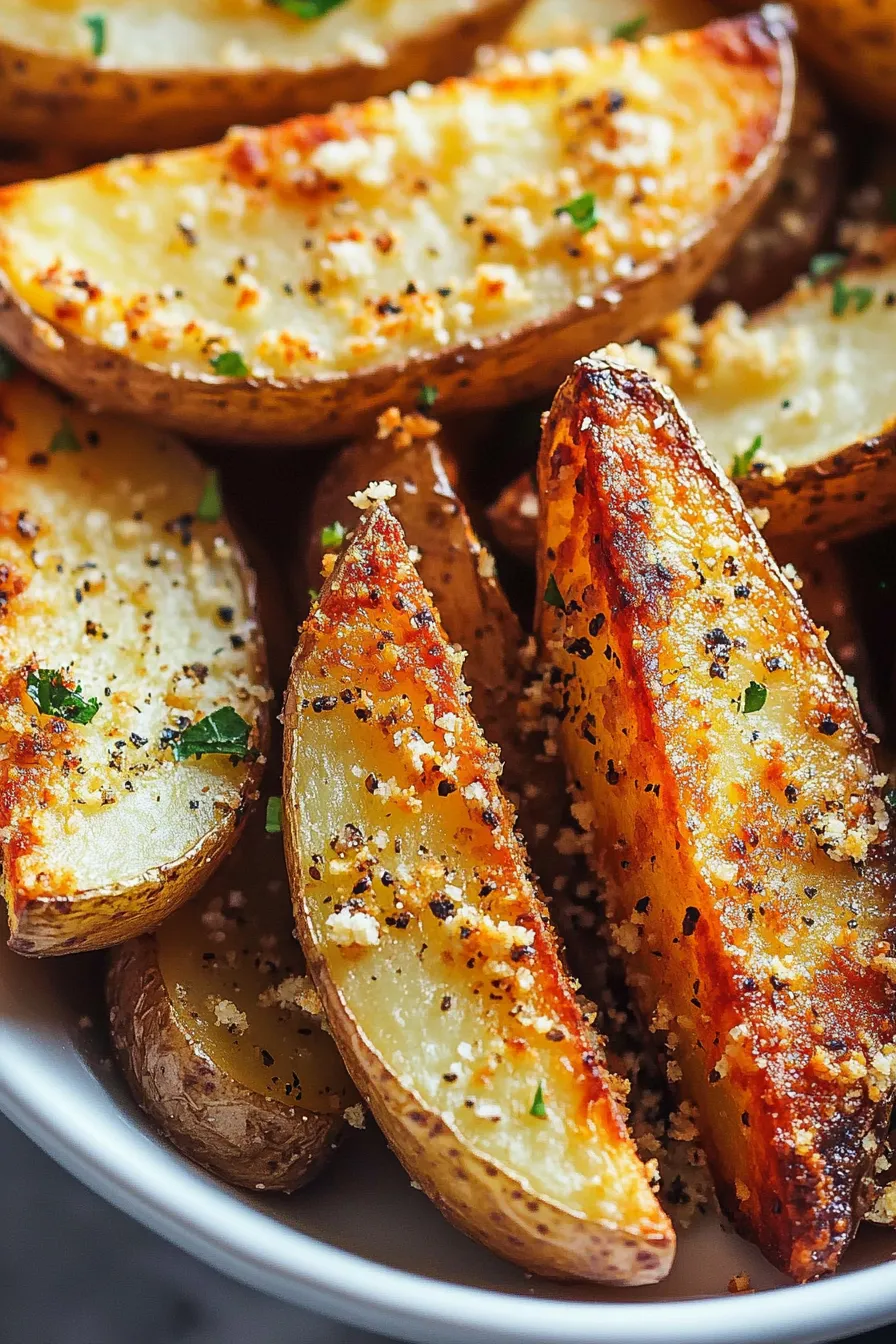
(172, 706), (251, 761)
(884, 787), (896, 811)
(308, 587), (320, 603)
(740, 681), (767, 714)
(831, 277), (874, 318)
(611, 14), (647, 39)
(731, 434), (763, 479)
(0, 347), (16, 381)
(265, 796), (283, 834)
(320, 520), (346, 549)
(196, 468), (223, 523)
(210, 350), (249, 378)
(417, 383), (439, 409)
(529, 1083), (547, 1118)
(543, 573), (566, 610)
(554, 192), (598, 234)
(808, 252), (844, 281)
(84, 13), (106, 57)
(49, 418), (81, 454)
(270, 0), (348, 15)
(27, 669), (100, 725)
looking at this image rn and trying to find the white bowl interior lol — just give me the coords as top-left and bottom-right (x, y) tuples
(1, 932), (896, 1344)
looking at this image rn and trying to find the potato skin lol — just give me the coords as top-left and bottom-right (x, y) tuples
(107, 936), (341, 1192)
(0, 14), (794, 447)
(0, 0), (523, 157)
(538, 358), (896, 1280)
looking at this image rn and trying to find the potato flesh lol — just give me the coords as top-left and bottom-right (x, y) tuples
(538, 359), (896, 1278)
(0, 24), (784, 380)
(0, 374), (265, 916)
(507, 0), (717, 52)
(287, 505), (667, 1242)
(157, 823), (352, 1115)
(661, 255), (896, 473)
(0, 0), (494, 70)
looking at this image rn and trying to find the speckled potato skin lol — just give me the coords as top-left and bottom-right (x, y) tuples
(0, 14), (794, 448)
(106, 936), (342, 1192)
(0, 0), (523, 157)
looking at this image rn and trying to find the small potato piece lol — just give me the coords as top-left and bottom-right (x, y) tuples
(660, 233), (896, 543)
(107, 796), (353, 1192)
(0, 369), (268, 955)
(538, 356), (896, 1280)
(0, 16), (793, 446)
(0, 0), (522, 157)
(487, 470), (539, 562)
(283, 503), (673, 1284)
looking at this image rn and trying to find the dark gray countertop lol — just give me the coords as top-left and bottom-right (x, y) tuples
(0, 1112), (892, 1344)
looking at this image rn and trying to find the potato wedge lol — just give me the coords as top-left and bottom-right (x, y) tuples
(0, 0), (522, 157)
(537, 355), (896, 1280)
(0, 367), (268, 955)
(659, 232), (896, 544)
(0, 140), (87, 188)
(0, 15), (793, 446)
(282, 502), (673, 1283)
(107, 786), (354, 1192)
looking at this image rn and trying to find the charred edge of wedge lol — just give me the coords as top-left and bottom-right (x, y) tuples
(106, 934), (343, 1191)
(283, 504), (675, 1284)
(0, 12), (795, 446)
(538, 358), (896, 1281)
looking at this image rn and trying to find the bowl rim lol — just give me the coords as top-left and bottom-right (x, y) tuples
(3, 1028), (896, 1344)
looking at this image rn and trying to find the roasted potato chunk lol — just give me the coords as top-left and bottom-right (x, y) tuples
(107, 791), (354, 1192)
(283, 502), (673, 1284)
(537, 356), (896, 1280)
(0, 16), (793, 445)
(659, 232), (896, 543)
(0, 0), (522, 157)
(0, 368), (268, 955)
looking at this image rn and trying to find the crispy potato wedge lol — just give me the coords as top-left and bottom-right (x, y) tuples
(0, 369), (268, 955)
(659, 231), (896, 544)
(537, 355), (896, 1280)
(503, 0), (838, 317)
(0, 16), (793, 446)
(0, 0), (522, 157)
(282, 503), (673, 1283)
(107, 786), (354, 1192)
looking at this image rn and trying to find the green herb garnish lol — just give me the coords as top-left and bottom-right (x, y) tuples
(172, 706), (251, 761)
(554, 192), (598, 234)
(308, 587), (320, 603)
(610, 14), (647, 39)
(27, 669), (100, 724)
(196, 468), (223, 524)
(740, 681), (767, 714)
(417, 383), (439, 410)
(210, 350), (249, 378)
(730, 434), (763, 480)
(320, 520), (346, 549)
(529, 1083), (547, 1118)
(0, 347), (16, 381)
(543, 573), (566, 610)
(265, 796), (283, 833)
(884, 787), (896, 811)
(84, 13), (106, 57)
(49, 418), (81, 454)
(831, 277), (875, 318)
(270, 0), (349, 16)
(808, 252), (844, 281)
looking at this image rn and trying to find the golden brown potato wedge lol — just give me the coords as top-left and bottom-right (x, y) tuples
(107, 787), (354, 1192)
(0, 15), (793, 446)
(658, 231), (896, 544)
(282, 502), (674, 1283)
(503, 0), (839, 317)
(0, 0), (522, 157)
(0, 367), (268, 955)
(537, 354), (896, 1281)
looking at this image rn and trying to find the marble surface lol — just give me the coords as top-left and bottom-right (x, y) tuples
(1, 1110), (893, 1344)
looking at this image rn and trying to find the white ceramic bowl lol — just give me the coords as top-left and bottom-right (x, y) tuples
(1, 936), (895, 1344)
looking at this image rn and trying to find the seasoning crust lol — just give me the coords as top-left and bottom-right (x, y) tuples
(537, 357), (896, 1280)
